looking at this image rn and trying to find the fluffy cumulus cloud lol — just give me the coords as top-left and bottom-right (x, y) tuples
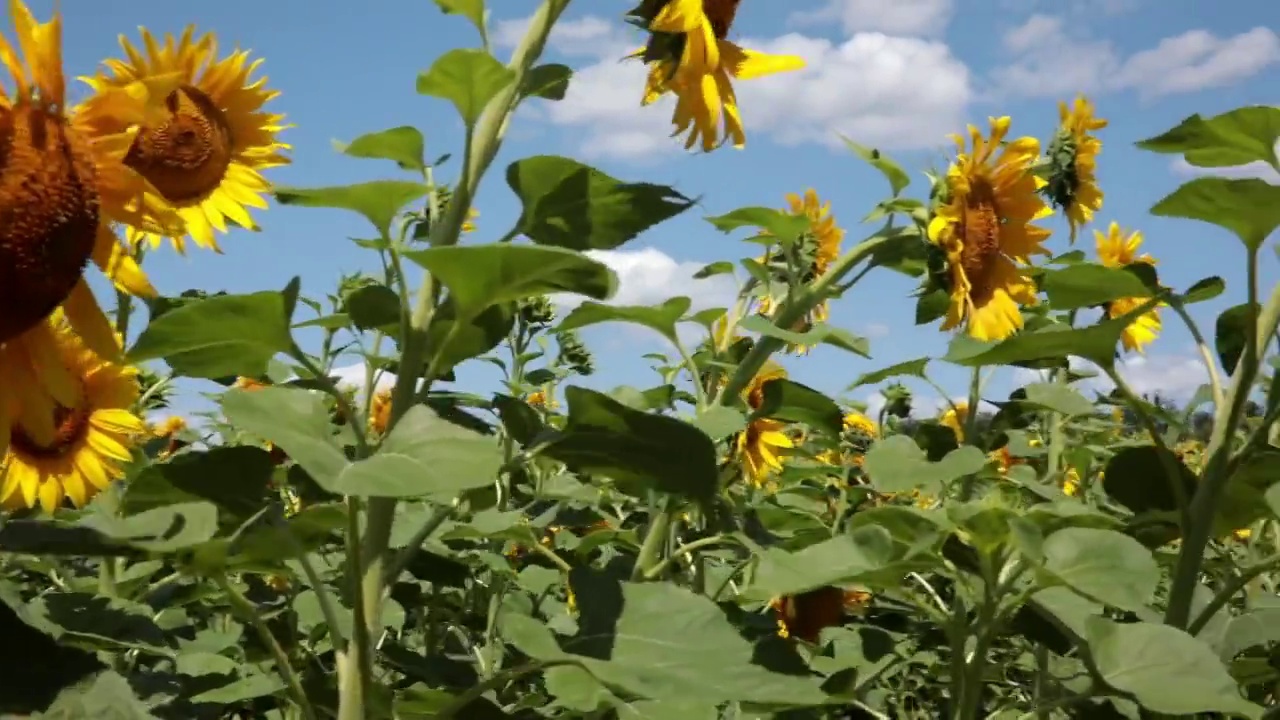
(1011, 353), (1211, 403)
(994, 16), (1280, 98)
(788, 0), (954, 37)
(552, 246), (738, 311)
(496, 15), (971, 160)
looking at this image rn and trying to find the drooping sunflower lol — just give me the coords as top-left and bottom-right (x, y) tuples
(1095, 222), (1163, 353)
(77, 26), (291, 254)
(369, 388), (392, 435)
(758, 189), (846, 354)
(629, 0), (804, 152)
(0, 0), (180, 453)
(1045, 96), (1106, 243)
(928, 117), (1054, 341)
(0, 319), (144, 514)
(940, 401), (969, 442)
(771, 587), (871, 643)
(734, 361), (793, 486)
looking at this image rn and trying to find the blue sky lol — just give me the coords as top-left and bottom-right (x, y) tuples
(34, 0), (1280, 421)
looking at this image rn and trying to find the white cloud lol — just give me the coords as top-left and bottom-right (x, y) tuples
(789, 0), (954, 37)
(1012, 353), (1212, 403)
(999, 0), (1140, 15)
(864, 322), (891, 339)
(552, 246), (738, 311)
(497, 15), (971, 160)
(329, 363), (398, 393)
(1170, 143), (1280, 185)
(492, 15), (623, 58)
(994, 20), (1279, 99)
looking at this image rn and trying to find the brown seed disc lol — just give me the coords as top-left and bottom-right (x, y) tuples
(125, 85), (233, 205)
(9, 401), (91, 459)
(0, 104), (102, 343)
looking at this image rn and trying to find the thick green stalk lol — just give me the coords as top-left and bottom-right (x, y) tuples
(1165, 257), (1280, 629)
(337, 7), (570, 718)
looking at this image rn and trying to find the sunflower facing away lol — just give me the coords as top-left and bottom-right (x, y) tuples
(928, 117), (1054, 341)
(1096, 222), (1163, 353)
(630, 0), (804, 152)
(77, 26), (291, 254)
(1045, 96), (1106, 243)
(0, 319), (144, 514)
(758, 189), (846, 354)
(940, 401), (969, 443)
(735, 361), (793, 486)
(0, 0), (180, 454)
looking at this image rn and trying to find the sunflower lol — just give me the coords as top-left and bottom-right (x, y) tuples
(1095, 222), (1163, 353)
(0, 319), (144, 514)
(734, 361), (793, 485)
(631, 0), (804, 152)
(758, 189), (845, 354)
(77, 26), (291, 254)
(0, 1), (183, 455)
(368, 388), (392, 435)
(940, 402), (969, 442)
(1045, 96), (1106, 243)
(525, 390), (558, 410)
(842, 411), (877, 439)
(1062, 467), (1081, 497)
(771, 587), (871, 643)
(928, 117), (1054, 341)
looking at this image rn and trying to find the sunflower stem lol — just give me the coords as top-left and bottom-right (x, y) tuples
(216, 573), (318, 720)
(719, 229), (898, 404)
(337, 6), (570, 719)
(632, 494), (674, 581)
(1170, 300), (1226, 411)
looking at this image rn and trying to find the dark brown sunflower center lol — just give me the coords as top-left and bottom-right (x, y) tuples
(703, 0), (741, 38)
(10, 401), (91, 460)
(0, 104), (101, 344)
(959, 180), (1002, 304)
(125, 85), (232, 205)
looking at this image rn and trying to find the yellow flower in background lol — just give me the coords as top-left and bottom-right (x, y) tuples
(526, 390), (559, 410)
(1095, 222), (1163, 353)
(77, 26), (291, 254)
(842, 412), (877, 438)
(940, 402), (969, 442)
(634, 0), (804, 152)
(0, 0), (181, 452)
(0, 321), (144, 513)
(369, 389), (392, 435)
(771, 586), (870, 643)
(1063, 468), (1081, 497)
(234, 377), (269, 391)
(152, 416), (187, 438)
(1047, 96), (1106, 242)
(928, 117), (1053, 341)
(735, 361), (793, 485)
(758, 189), (846, 354)
(1233, 527), (1252, 541)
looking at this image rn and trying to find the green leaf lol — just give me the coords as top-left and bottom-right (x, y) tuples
(190, 673), (286, 704)
(943, 296), (1164, 368)
(1215, 302), (1255, 374)
(847, 357), (929, 389)
(840, 136), (909, 196)
(1021, 383), (1096, 417)
(542, 387), (718, 500)
(493, 394), (544, 446)
(337, 405), (503, 498)
(1041, 528), (1158, 612)
(557, 297), (691, 344)
(25, 592), (167, 655)
(1086, 618), (1263, 718)
(748, 526), (905, 598)
(433, 0), (488, 43)
(425, 299), (516, 377)
(403, 244), (615, 322)
(416, 48), (515, 126)
(753, 379), (843, 436)
(80, 501), (219, 553)
(704, 206), (810, 243)
(523, 63), (572, 100)
(1183, 276), (1226, 304)
(862, 435), (986, 494)
(41, 671), (156, 720)
(738, 315), (871, 357)
(222, 386), (349, 488)
(502, 578), (827, 706)
(689, 406), (746, 441)
(335, 125), (425, 172)
(1215, 450), (1280, 537)
(127, 286), (295, 379)
(343, 283), (402, 331)
(693, 261), (734, 279)
(123, 447), (274, 520)
(1041, 263), (1158, 309)
(1103, 446), (1197, 515)
(1221, 608), (1280, 661)
(1135, 106), (1280, 169)
(275, 181), (426, 239)
(506, 155), (694, 250)
(1150, 177), (1280, 252)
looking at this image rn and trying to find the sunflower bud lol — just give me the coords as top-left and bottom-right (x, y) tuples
(519, 296), (556, 327)
(556, 331), (594, 376)
(882, 383), (913, 419)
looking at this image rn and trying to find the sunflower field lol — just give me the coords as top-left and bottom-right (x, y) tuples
(2, 0), (1280, 718)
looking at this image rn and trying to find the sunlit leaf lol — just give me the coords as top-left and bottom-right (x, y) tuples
(840, 136), (910, 195)
(335, 125), (425, 171)
(416, 48), (515, 126)
(1041, 528), (1158, 612)
(1150, 177), (1280, 252)
(862, 435), (985, 495)
(275, 181), (427, 238)
(1135, 106), (1280, 169)
(557, 297), (691, 344)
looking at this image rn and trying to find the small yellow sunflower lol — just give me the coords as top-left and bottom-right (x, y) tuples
(940, 402), (969, 442)
(633, 0), (804, 152)
(368, 389), (392, 435)
(152, 416), (187, 438)
(1062, 468), (1082, 497)
(1095, 222), (1162, 353)
(1046, 96), (1106, 243)
(928, 117), (1054, 341)
(526, 390), (559, 410)
(758, 189), (846, 354)
(77, 26), (291, 254)
(735, 361), (793, 485)
(0, 320), (144, 514)
(842, 411), (877, 438)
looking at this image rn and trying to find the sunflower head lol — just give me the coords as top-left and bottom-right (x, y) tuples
(526, 390), (559, 410)
(927, 117), (1053, 342)
(940, 402), (969, 442)
(1063, 467), (1082, 497)
(736, 417), (794, 486)
(1044, 96), (1106, 243)
(771, 586), (866, 643)
(1096, 223), (1163, 354)
(369, 389), (392, 435)
(1, 322), (144, 513)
